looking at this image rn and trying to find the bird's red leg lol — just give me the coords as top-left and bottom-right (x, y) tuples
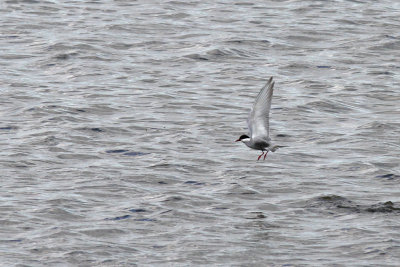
(257, 151), (264, 161)
(263, 151), (269, 160)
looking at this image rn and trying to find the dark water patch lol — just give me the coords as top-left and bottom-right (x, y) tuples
(207, 48), (229, 57)
(0, 126), (15, 130)
(105, 214), (131, 221)
(234, 2), (254, 6)
(370, 40), (400, 51)
(317, 65), (332, 68)
(129, 208), (146, 213)
(159, 209), (173, 215)
(308, 100), (353, 114)
(18, 0), (40, 3)
(54, 54), (70, 60)
(284, 63), (310, 69)
(158, 181), (168, 185)
(184, 180), (205, 186)
(106, 149), (129, 154)
(384, 35), (399, 39)
(164, 196), (183, 202)
(224, 39), (270, 46)
(365, 201), (400, 213)
(213, 207), (229, 210)
(1, 239), (23, 243)
(53, 52), (78, 60)
(358, 121), (397, 131)
(368, 71), (393, 75)
(185, 48), (253, 61)
(376, 173), (400, 180)
(241, 191), (257, 195)
(276, 134), (289, 138)
(106, 209), (149, 221)
(105, 150), (148, 156)
(134, 218), (156, 222)
(90, 127), (103, 132)
(184, 53), (209, 61)
(123, 152), (149, 156)
(152, 245), (166, 249)
(307, 195), (400, 214)
(245, 212), (266, 219)
(311, 195), (359, 213)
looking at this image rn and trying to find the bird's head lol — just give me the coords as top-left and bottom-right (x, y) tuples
(235, 134), (250, 143)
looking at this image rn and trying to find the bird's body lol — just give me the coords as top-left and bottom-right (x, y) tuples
(236, 77), (285, 160)
(244, 138), (270, 151)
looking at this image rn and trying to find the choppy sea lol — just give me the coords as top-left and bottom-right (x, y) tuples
(1, 0), (400, 266)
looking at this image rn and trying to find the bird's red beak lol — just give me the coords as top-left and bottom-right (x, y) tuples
(235, 139), (240, 142)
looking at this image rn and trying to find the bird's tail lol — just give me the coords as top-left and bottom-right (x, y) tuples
(271, 145), (287, 152)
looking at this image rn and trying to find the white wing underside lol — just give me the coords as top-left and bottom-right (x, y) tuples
(247, 77), (274, 141)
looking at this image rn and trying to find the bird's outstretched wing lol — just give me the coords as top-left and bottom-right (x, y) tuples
(247, 77), (274, 140)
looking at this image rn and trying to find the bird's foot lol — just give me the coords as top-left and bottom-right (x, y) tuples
(263, 151), (269, 160)
(257, 151), (264, 161)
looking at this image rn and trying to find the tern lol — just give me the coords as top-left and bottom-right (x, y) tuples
(235, 77), (285, 160)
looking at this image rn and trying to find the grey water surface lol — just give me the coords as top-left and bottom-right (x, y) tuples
(1, 0), (400, 266)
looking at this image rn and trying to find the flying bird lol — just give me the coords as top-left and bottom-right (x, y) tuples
(236, 77), (285, 160)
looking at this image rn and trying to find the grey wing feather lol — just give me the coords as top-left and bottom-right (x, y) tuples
(247, 77), (274, 140)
